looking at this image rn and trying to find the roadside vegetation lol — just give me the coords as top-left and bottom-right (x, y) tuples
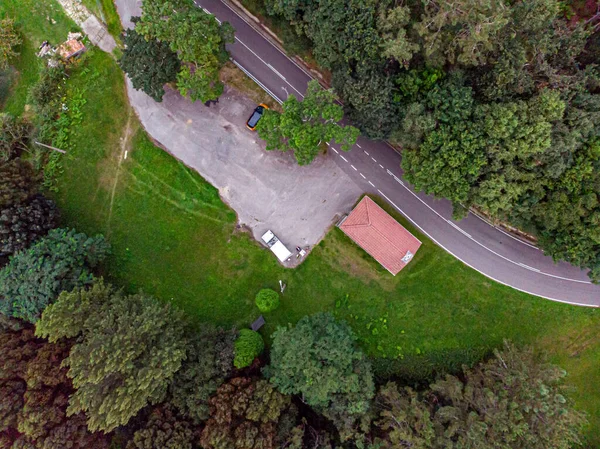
(258, 0), (600, 282)
(1, 0), (600, 447)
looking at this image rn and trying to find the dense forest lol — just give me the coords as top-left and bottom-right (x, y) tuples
(260, 0), (600, 281)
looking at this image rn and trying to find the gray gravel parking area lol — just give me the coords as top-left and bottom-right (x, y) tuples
(127, 81), (363, 265)
(116, 0), (363, 265)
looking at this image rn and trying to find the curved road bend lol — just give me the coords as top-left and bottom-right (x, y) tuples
(197, 0), (600, 306)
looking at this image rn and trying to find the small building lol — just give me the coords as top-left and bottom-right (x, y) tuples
(57, 39), (86, 60)
(338, 196), (421, 275)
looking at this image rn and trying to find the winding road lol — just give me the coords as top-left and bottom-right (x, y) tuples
(197, 0), (600, 306)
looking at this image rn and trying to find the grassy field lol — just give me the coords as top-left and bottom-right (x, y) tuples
(2, 0), (600, 445)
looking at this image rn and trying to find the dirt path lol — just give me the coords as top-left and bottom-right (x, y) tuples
(105, 108), (134, 236)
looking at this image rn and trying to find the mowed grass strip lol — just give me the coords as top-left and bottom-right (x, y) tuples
(2, 0), (600, 444)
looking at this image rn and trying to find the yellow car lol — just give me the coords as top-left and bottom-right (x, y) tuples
(246, 103), (269, 131)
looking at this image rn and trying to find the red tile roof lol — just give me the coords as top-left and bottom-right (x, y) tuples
(339, 196), (421, 275)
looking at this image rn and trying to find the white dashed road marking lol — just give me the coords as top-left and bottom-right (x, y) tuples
(340, 155), (348, 162)
(360, 173), (366, 179)
(351, 165), (357, 171)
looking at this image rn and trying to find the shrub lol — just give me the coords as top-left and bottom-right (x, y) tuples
(255, 288), (280, 313)
(233, 329), (264, 369)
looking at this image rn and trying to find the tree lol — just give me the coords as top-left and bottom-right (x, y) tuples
(0, 228), (109, 323)
(414, 0), (511, 67)
(374, 341), (587, 449)
(0, 113), (30, 162)
(136, 0), (234, 102)
(255, 289), (280, 313)
(120, 24), (181, 102)
(377, 5), (419, 67)
(401, 74), (483, 213)
(200, 377), (299, 449)
(35, 280), (188, 432)
(0, 327), (109, 449)
(0, 159), (39, 209)
(233, 329), (264, 369)
(127, 405), (197, 449)
(0, 18), (20, 71)
(256, 80), (359, 165)
(265, 312), (374, 438)
(375, 383), (434, 449)
(169, 327), (235, 424)
(0, 194), (59, 257)
(332, 63), (397, 139)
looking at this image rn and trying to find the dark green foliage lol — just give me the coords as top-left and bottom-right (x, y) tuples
(0, 159), (39, 209)
(0, 228), (109, 323)
(168, 326), (235, 424)
(265, 313), (374, 440)
(374, 341), (587, 449)
(0, 194), (58, 257)
(0, 113), (30, 161)
(127, 405), (197, 449)
(0, 327), (109, 449)
(136, 0), (234, 102)
(35, 280), (188, 432)
(200, 377), (299, 449)
(332, 64), (397, 139)
(233, 329), (264, 369)
(120, 24), (181, 102)
(254, 288), (280, 313)
(256, 80), (359, 165)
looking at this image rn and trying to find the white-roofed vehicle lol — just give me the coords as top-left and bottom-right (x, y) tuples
(261, 230), (292, 263)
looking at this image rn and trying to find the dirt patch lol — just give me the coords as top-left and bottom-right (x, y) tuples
(219, 62), (281, 111)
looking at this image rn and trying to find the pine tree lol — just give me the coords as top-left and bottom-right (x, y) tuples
(36, 280), (188, 432)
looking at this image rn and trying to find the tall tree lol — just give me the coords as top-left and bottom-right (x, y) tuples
(200, 377), (299, 449)
(35, 280), (188, 432)
(414, 0), (511, 67)
(377, 4), (419, 67)
(375, 383), (434, 449)
(168, 327), (235, 424)
(120, 24), (181, 102)
(265, 312), (374, 439)
(0, 228), (109, 323)
(0, 159), (39, 209)
(0, 113), (30, 162)
(375, 341), (587, 449)
(333, 63), (398, 139)
(0, 18), (20, 71)
(257, 80), (359, 165)
(127, 405), (197, 449)
(0, 327), (108, 449)
(136, 0), (234, 102)
(0, 195), (58, 257)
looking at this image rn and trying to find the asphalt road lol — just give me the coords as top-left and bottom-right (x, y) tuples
(197, 0), (600, 306)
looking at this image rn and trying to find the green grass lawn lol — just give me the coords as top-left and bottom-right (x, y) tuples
(2, 0), (600, 445)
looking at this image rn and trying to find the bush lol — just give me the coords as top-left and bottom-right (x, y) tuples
(255, 288), (280, 313)
(233, 329), (264, 369)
